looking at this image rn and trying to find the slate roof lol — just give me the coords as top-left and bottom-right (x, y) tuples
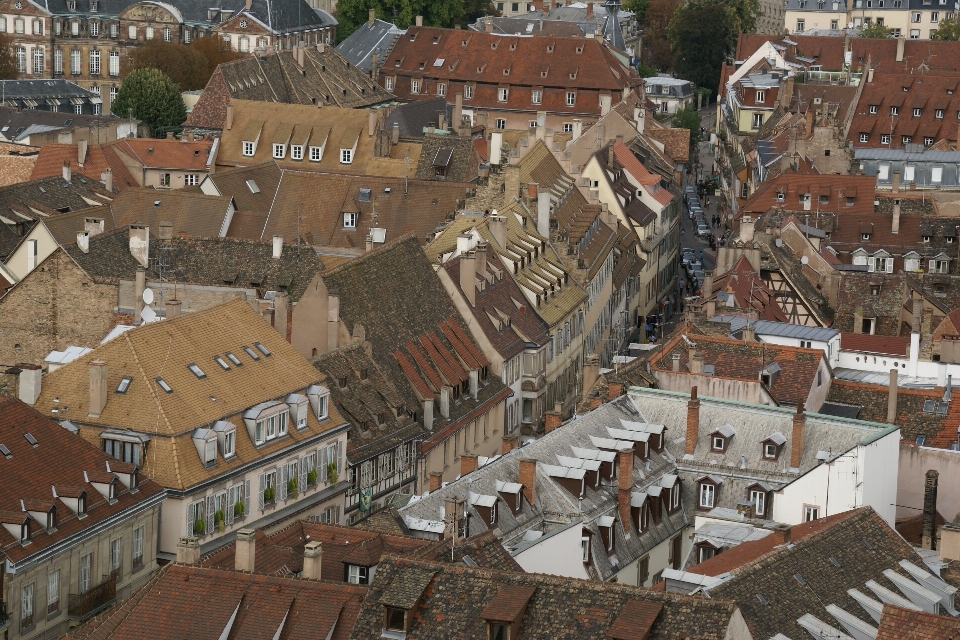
(877, 603), (960, 639)
(64, 229), (324, 299)
(833, 272), (906, 336)
(705, 507), (951, 640)
(336, 18), (404, 73)
(185, 47), (393, 130)
(352, 555), (743, 640)
(0, 79), (95, 100)
(32, 299), (346, 490)
(405, 529), (524, 572)
(0, 173), (112, 222)
(62, 563), (366, 640)
(0, 398), (165, 565)
(311, 341), (427, 464)
(0, 107), (122, 144)
(470, 15), (584, 37)
(319, 235), (508, 452)
(441, 244), (551, 361)
(825, 379), (947, 445)
(384, 98), (449, 140)
(400, 397), (690, 582)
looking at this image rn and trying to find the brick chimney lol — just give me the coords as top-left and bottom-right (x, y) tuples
(791, 402), (806, 468)
(302, 541), (322, 579)
(892, 198), (901, 235)
(685, 386), (700, 455)
(235, 529), (256, 572)
(586, 2), (593, 16)
(176, 537), (200, 564)
(544, 410), (562, 432)
(923, 469), (939, 550)
(368, 7), (376, 24)
(429, 471), (443, 493)
(461, 454), (478, 476)
(887, 368), (898, 423)
(618, 448), (633, 535)
(88, 359), (108, 418)
(502, 435), (519, 454)
(607, 381), (623, 400)
(519, 458), (536, 506)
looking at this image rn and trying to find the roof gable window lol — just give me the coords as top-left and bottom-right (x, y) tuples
(242, 401), (289, 446)
(762, 431), (786, 460)
(697, 475), (721, 510)
(710, 424), (735, 452)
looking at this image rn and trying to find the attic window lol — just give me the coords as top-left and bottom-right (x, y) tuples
(246, 179), (260, 194)
(24, 433), (38, 446)
(0, 443), (10, 458)
(188, 363), (206, 379)
(385, 607), (406, 632)
(254, 342), (271, 356)
(225, 352), (242, 366)
(116, 376), (132, 393)
(861, 232), (871, 241)
(242, 346), (261, 361)
(155, 377), (172, 393)
(214, 356), (230, 370)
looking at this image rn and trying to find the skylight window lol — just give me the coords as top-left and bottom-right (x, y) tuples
(24, 433), (37, 446)
(242, 346), (260, 361)
(214, 356), (230, 370)
(116, 376), (132, 393)
(0, 443), (9, 457)
(225, 352), (242, 366)
(254, 342), (271, 356)
(156, 377), (173, 393)
(188, 363), (206, 379)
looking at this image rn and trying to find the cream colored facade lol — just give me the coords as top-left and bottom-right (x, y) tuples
(4, 502), (162, 640)
(786, 3), (951, 38)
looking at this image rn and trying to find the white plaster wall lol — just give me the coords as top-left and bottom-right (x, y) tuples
(514, 524), (591, 579)
(858, 430), (901, 526)
(757, 333), (840, 368)
(897, 443), (960, 521)
(773, 452), (862, 525)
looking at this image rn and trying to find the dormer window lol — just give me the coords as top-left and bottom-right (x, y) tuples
(21, 521), (29, 543)
(709, 424), (735, 452)
(923, 235), (931, 243)
(385, 607), (407, 632)
(78, 493), (85, 515)
(47, 506), (56, 530)
(697, 475), (721, 510)
(581, 529), (593, 563)
(762, 432), (786, 460)
(776, 191), (784, 202)
(243, 402), (289, 445)
(747, 483), (771, 516)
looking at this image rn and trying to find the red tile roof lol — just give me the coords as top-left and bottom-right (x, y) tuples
(738, 169), (876, 217)
(109, 138), (214, 171)
(876, 604), (960, 639)
(30, 143), (137, 190)
(707, 255), (788, 323)
(840, 333), (910, 357)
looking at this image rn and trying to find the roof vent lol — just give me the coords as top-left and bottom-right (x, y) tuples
(147, 147), (154, 153)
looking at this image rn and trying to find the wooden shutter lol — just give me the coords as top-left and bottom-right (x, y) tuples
(277, 465), (287, 500)
(226, 486), (235, 525)
(185, 501), (195, 536)
(885, 258), (893, 273)
(867, 256), (876, 272)
(336, 441), (342, 474)
(205, 495), (215, 533)
(257, 472), (265, 510)
(299, 458), (308, 492)
(244, 479), (251, 515)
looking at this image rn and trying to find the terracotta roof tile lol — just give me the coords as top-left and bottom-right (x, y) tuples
(876, 603), (960, 639)
(840, 333), (910, 357)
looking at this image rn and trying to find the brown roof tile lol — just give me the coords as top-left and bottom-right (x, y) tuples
(876, 603), (960, 639)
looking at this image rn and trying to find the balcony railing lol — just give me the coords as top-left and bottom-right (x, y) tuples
(68, 571), (117, 621)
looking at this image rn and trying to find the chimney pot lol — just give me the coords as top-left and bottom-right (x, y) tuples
(88, 359), (108, 418)
(17, 363), (42, 405)
(460, 453), (478, 476)
(302, 541), (323, 580)
(791, 402), (806, 468)
(685, 386), (700, 455)
(519, 458), (536, 506)
(165, 299), (182, 318)
(235, 529), (256, 572)
(176, 537), (201, 565)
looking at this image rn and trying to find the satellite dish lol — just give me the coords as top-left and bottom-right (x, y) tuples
(140, 306), (157, 323)
(142, 288), (154, 305)
(801, 256), (809, 265)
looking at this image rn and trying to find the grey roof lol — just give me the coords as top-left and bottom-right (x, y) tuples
(709, 315), (839, 342)
(0, 107), (121, 143)
(818, 402), (862, 419)
(854, 147), (960, 162)
(336, 19), (404, 73)
(399, 396), (689, 582)
(386, 98), (451, 140)
(0, 80), (95, 100)
(784, 0), (849, 10)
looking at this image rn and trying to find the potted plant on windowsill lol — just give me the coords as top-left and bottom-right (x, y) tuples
(193, 517), (206, 535)
(234, 500), (245, 519)
(264, 486), (276, 506)
(287, 477), (298, 499)
(214, 509), (225, 533)
(307, 467), (318, 486)
(327, 461), (338, 486)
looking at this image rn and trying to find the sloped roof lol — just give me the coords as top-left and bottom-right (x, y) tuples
(876, 603), (960, 639)
(385, 97), (449, 140)
(0, 142), (38, 187)
(336, 18), (405, 73)
(30, 142), (138, 190)
(103, 189), (234, 238)
(0, 398), (164, 564)
(647, 127), (690, 163)
(108, 138), (214, 171)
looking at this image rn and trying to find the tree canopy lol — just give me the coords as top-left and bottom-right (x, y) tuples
(672, 105), (702, 153)
(859, 22), (892, 38)
(125, 37), (240, 91)
(932, 16), (960, 40)
(111, 68), (186, 136)
(641, 0), (681, 71)
(334, 0), (492, 41)
(0, 33), (17, 80)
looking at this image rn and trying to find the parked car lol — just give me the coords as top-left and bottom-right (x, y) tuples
(696, 222), (710, 237)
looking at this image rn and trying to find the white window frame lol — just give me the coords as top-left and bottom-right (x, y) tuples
(47, 570), (59, 610)
(498, 88), (509, 102)
(79, 554), (92, 593)
(566, 91), (575, 106)
(242, 141), (255, 157)
(411, 79), (421, 94)
(749, 489), (766, 515)
(464, 84), (474, 99)
(272, 143), (285, 159)
(110, 538), (121, 573)
(347, 564), (368, 584)
(291, 145), (303, 161)
(132, 526), (143, 564)
(532, 89), (541, 104)
(756, 90), (765, 102)
(21, 582), (33, 628)
(343, 212), (357, 228)
(699, 482), (715, 509)
(859, 133), (869, 143)
(309, 146), (321, 162)
(340, 148), (353, 164)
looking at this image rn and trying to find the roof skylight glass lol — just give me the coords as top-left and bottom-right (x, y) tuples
(214, 356), (230, 370)
(24, 433), (37, 446)
(188, 363), (206, 379)
(254, 342), (272, 356)
(156, 377), (173, 393)
(242, 346), (260, 361)
(225, 352), (242, 366)
(116, 376), (132, 393)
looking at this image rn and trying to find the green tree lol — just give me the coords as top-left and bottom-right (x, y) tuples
(126, 38), (241, 91)
(932, 16), (960, 40)
(334, 0), (470, 42)
(0, 32), (18, 80)
(641, 0), (681, 71)
(859, 22), (892, 38)
(637, 63), (658, 78)
(672, 105), (702, 153)
(624, 0), (649, 23)
(668, 0), (736, 97)
(111, 68), (186, 136)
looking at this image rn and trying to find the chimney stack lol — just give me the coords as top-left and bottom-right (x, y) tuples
(78, 139), (88, 167)
(892, 199), (901, 235)
(159, 221), (173, 240)
(17, 364), (42, 405)
(488, 213), (507, 249)
(77, 231), (90, 253)
(368, 109), (377, 137)
(370, 53), (378, 81)
(165, 299), (182, 318)
(537, 187), (550, 238)
(475, 239), (487, 282)
(607, 142), (614, 169)
(672, 353), (680, 372)
(887, 368), (899, 423)
(461, 454), (478, 476)
(62, 160), (71, 182)
(235, 529), (256, 572)
(690, 350), (704, 374)
(544, 410), (562, 432)
(128, 225), (149, 267)
(791, 402), (806, 468)
(301, 541), (322, 579)
(608, 381), (623, 400)
(134, 266), (145, 320)
(460, 249), (477, 306)
(685, 387), (700, 455)
(896, 35), (905, 62)
(454, 92), (463, 132)
(922, 469), (939, 550)
(519, 458), (536, 506)
(618, 448), (633, 535)
(415, 15), (423, 26)
(484, 18), (493, 32)
(103, 168), (113, 192)
(586, 2), (593, 15)
(440, 386), (452, 418)
(502, 435), (519, 454)
(176, 537), (200, 565)
(892, 170), (900, 194)
(226, 103), (235, 130)
(423, 398), (434, 431)
(429, 471), (443, 492)
(368, 7), (375, 24)
(88, 359), (108, 418)
(392, 122), (400, 145)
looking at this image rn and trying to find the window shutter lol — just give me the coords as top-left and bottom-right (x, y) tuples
(885, 258), (893, 273)
(226, 487), (235, 525)
(867, 256), (876, 272)
(206, 495), (215, 531)
(299, 458), (308, 492)
(278, 465), (287, 500)
(185, 502), (195, 536)
(244, 479), (251, 515)
(258, 472), (265, 510)
(336, 441), (342, 474)
(929, 259), (936, 270)
(319, 447), (327, 475)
